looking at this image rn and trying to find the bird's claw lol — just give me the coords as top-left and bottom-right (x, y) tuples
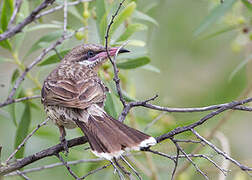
(60, 137), (69, 156)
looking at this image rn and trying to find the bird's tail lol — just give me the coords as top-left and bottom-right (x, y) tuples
(74, 105), (156, 160)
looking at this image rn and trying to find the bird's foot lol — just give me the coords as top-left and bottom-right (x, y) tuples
(60, 136), (69, 156)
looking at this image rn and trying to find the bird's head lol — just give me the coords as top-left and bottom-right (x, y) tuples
(61, 44), (129, 68)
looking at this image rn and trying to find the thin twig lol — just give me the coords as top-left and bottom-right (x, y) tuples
(80, 163), (111, 179)
(36, 0), (92, 20)
(1, 27), (85, 108)
(121, 156), (142, 180)
(171, 147), (179, 180)
(5, 118), (50, 164)
(0, 136), (88, 176)
(63, 0), (68, 34)
(0, 95), (40, 108)
(156, 97), (252, 143)
(172, 140), (209, 180)
(114, 158), (131, 178)
(191, 129), (252, 171)
(6, 158), (104, 176)
(7, 0), (23, 30)
(16, 170), (30, 180)
(105, 0), (127, 108)
(0, 0), (56, 42)
(56, 154), (80, 180)
(110, 160), (124, 180)
(144, 112), (166, 132)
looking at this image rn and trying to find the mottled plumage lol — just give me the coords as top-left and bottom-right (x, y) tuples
(41, 44), (156, 160)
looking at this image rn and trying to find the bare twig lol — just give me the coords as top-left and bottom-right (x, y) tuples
(144, 112), (166, 132)
(110, 160), (124, 180)
(156, 97), (252, 143)
(7, 0), (23, 30)
(16, 170), (30, 180)
(0, 136), (88, 176)
(0, 95), (40, 108)
(105, 0), (127, 107)
(173, 139), (203, 144)
(191, 129), (252, 171)
(172, 140), (209, 180)
(0, 0), (56, 42)
(1, 27), (85, 109)
(56, 154), (80, 180)
(80, 163), (111, 179)
(35, 0), (92, 20)
(171, 147), (179, 180)
(63, 0), (68, 34)
(121, 156), (142, 180)
(114, 158), (132, 178)
(6, 158), (104, 176)
(215, 132), (230, 179)
(5, 118), (49, 164)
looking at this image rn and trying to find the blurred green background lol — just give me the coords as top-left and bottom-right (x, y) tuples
(0, 0), (252, 179)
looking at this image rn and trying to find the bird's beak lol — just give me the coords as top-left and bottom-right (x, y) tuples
(108, 47), (130, 56)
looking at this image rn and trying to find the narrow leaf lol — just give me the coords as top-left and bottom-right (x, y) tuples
(117, 56), (150, 69)
(26, 30), (63, 56)
(0, 29), (12, 51)
(96, 0), (107, 43)
(0, 56), (12, 63)
(116, 23), (146, 42)
(141, 64), (160, 73)
(38, 49), (70, 66)
(133, 10), (158, 26)
(1, 0), (14, 31)
(194, 0), (236, 36)
(110, 2), (136, 37)
(109, 82), (137, 102)
(7, 69), (20, 126)
(26, 24), (62, 32)
(104, 92), (118, 119)
(199, 25), (238, 40)
(242, 0), (252, 11)
(229, 53), (252, 81)
(14, 103), (31, 158)
(99, 13), (108, 44)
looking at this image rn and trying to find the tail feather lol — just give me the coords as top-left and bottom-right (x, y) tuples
(74, 105), (156, 160)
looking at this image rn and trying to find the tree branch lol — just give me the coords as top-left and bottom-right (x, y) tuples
(0, 0), (56, 42)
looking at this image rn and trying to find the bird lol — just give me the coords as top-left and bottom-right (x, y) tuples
(41, 43), (156, 160)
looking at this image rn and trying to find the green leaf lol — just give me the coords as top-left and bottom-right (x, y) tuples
(104, 92), (118, 119)
(7, 69), (20, 126)
(0, 56), (12, 63)
(229, 53), (252, 82)
(96, 0), (107, 43)
(242, 0), (252, 11)
(0, 29), (12, 51)
(133, 10), (158, 26)
(110, 2), (136, 37)
(1, 0), (14, 31)
(99, 13), (108, 44)
(38, 49), (70, 66)
(117, 56), (150, 69)
(116, 23), (146, 42)
(194, 0), (236, 36)
(11, 69), (20, 84)
(14, 103), (31, 159)
(26, 24), (62, 32)
(199, 25), (238, 40)
(109, 82), (137, 102)
(26, 30), (63, 56)
(141, 64), (160, 73)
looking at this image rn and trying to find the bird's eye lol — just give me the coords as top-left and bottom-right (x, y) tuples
(87, 50), (95, 58)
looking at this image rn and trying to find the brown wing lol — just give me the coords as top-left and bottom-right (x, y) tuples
(41, 66), (106, 109)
